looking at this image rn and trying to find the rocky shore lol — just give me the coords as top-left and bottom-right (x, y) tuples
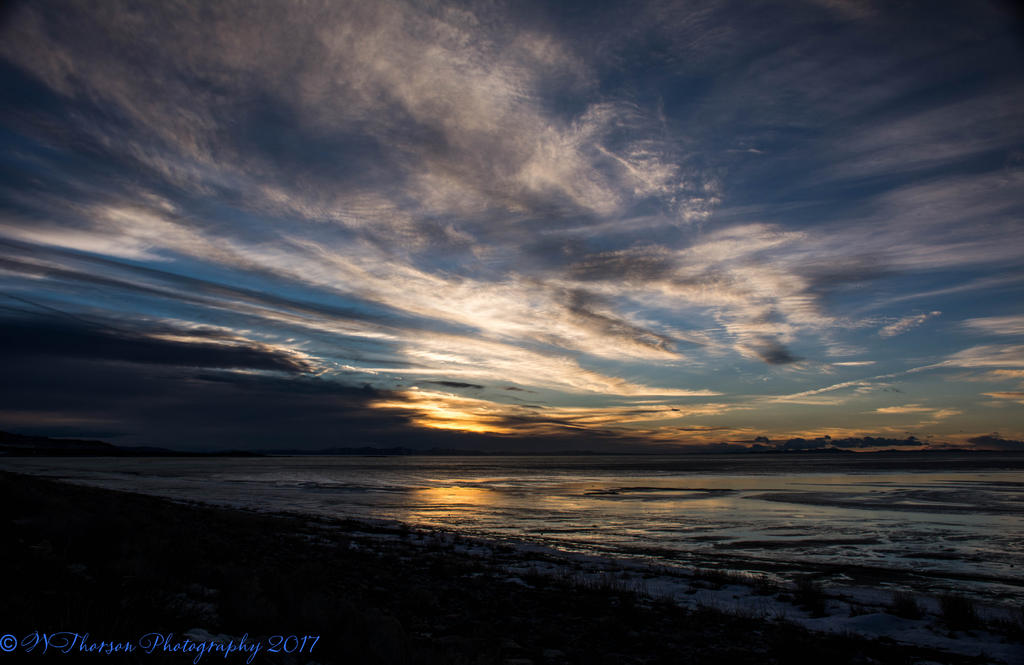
(0, 471), (1012, 664)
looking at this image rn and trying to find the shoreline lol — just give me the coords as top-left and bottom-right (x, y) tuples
(6, 456), (1021, 609)
(2, 470), (1020, 664)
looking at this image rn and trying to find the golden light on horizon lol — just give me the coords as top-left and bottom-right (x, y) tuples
(371, 389), (517, 435)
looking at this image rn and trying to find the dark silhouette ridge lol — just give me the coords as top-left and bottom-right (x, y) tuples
(0, 431), (259, 457)
(4, 430), (1023, 457)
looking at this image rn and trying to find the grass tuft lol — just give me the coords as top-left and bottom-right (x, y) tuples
(888, 591), (923, 619)
(939, 593), (979, 630)
(794, 576), (828, 617)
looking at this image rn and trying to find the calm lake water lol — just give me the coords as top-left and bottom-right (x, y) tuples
(5, 452), (1023, 601)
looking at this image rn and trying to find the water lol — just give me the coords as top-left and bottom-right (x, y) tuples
(4, 452), (1022, 602)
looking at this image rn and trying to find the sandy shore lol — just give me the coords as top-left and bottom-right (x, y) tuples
(1, 470), (1016, 664)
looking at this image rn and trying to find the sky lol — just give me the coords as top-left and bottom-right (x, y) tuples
(0, 0), (1022, 452)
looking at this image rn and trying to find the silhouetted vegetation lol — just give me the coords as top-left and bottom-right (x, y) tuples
(690, 568), (778, 596)
(940, 593), (979, 631)
(889, 591), (923, 619)
(793, 576), (828, 617)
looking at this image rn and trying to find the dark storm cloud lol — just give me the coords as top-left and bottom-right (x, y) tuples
(0, 313), (643, 450)
(0, 314), (314, 373)
(0, 315), (518, 450)
(749, 336), (801, 365)
(0, 348), (644, 451)
(424, 381), (486, 390)
(966, 434), (1024, 451)
(0, 352), (410, 449)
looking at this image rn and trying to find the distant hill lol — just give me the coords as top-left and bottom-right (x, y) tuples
(265, 446), (487, 456)
(0, 430), (118, 455)
(0, 431), (259, 457)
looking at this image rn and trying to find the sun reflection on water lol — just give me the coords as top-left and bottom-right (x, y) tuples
(413, 484), (496, 508)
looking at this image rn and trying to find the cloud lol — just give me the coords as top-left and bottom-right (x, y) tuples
(868, 401), (961, 424)
(424, 381), (485, 390)
(983, 391), (1024, 406)
(0, 0), (699, 233)
(803, 0), (876, 20)
(558, 225), (843, 365)
(866, 274), (1024, 309)
(0, 314), (317, 374)
(371, 389), (521, 435)
(0, 240), (720, 399)
(874, 404), (932, 414)
(770, 377), (872, 402)
(966, 434), (1024, 451)
(560, 288), (681, 359)
(777, 435), (927, 450)
(392, 332), (718, 397)
(848, 172), (1024, 271)
(878, 311), (940, 338)
(986, 369), (1024, 379)
(962, 315), (1024, 336)
(0, 340), (422, 450)
(0, 240), (433, 334)
(0, 313), (688, 449)
(742, 336), (801, 365)
(371, 387), (736, 437)
(829, 436), (927, 449)
(826, 89), (1024, 181)
(944, 345), (1024, 368)
(0, 0), (1022, 448)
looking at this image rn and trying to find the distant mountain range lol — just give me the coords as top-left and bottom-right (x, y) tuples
(2, 430), (1019, 457)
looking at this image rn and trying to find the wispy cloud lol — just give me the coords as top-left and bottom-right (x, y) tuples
(874, 404), (933, 414)
(962, 316), (1024, 337)
(879, 311), (941, 338)
(826, 89), (1024, 181)
(944, 345), (1024, 369)
(1, 0), (1022, 447)
(372, 387), (736, 437)
(983, 392), (1024, 406)
(986, 369), (1024, 380)
(873, 404), (961, 424)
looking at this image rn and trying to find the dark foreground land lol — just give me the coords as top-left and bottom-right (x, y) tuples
(0, 471), (999, 664)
